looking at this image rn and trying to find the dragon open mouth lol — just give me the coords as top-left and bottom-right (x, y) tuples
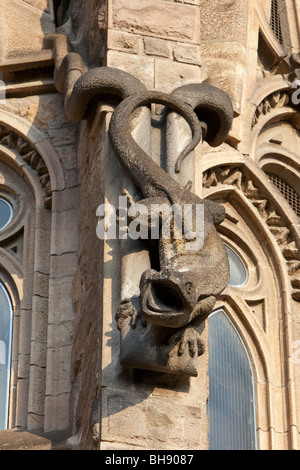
(146, 282), (184, 315)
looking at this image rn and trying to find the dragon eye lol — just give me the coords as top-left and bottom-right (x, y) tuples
(185, 282), (193, 294)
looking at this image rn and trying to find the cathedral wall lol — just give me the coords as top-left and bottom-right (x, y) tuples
(0, 0), (299, 451)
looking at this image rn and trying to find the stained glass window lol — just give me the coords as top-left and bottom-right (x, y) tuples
(0, 199), (13, 231)
(0, 283), (13, 430)
(225, 244), (248, 287)
(208, 310), (257, 450)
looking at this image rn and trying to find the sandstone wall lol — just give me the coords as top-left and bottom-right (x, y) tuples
(0, 0), (299, 451)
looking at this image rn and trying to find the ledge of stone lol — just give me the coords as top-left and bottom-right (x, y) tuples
(0, 429), (71, 451)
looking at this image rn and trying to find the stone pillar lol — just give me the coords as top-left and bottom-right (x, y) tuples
(99, 0), (209, 451)
(200, 0), (249, 117)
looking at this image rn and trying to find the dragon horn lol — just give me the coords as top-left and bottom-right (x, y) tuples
(171, 82), (233, 147)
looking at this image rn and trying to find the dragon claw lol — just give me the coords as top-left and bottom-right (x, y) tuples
(169, 327), (205, 358)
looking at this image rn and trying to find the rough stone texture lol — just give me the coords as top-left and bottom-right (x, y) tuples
(67, 0), (108, 66)
(144, 37), (172, 59)
(101, 363), (209, 450)
(22, 0), (50, 11)
(0, 0), (54, 61)
(68, 122), (106, 449)
(108, 29), (142, 55)
(0, 0), (79, 434)
(98, 0), (211, 439)
(0, 430), (52, 450)
(112, 0), (201, 43)
(0, 0), (299, 452)
(107, 51), (155, 89)
(155, 58), (203, 93)
(201, 42), (247, 115)
(199, 0), (249, 115)
(174, 43), (201, 65)
(0, 429), (73, 450)
(200, 0), (248, 43)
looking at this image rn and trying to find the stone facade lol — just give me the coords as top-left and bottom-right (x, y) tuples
(0, 0), (299, 451)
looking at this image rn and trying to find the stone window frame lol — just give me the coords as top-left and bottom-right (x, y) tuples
(0, 109), (68, 433)
(255, 123), (300, 222)
(255, 0), (293, 68)
(202, 157), (299, 449)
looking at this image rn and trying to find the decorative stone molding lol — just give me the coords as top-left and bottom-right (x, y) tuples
(0, 124), (52, 209)
(203, 164), (300, 302)
(251, 91), (290, 128)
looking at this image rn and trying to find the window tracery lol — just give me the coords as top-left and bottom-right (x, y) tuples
(202, 158), (299, 448)
(203, 164), (300, 302)
(0, 119), (54, 430)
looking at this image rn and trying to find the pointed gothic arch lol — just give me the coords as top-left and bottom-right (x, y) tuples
(0, 111), (68, 431)
(202, 159), (299, 448)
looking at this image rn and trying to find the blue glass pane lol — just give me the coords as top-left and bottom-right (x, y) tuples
(208, 310), (257, 450)
(0, 283), (12, 430)
(225, 245), (248, 287)
(0, 199), (13, 231)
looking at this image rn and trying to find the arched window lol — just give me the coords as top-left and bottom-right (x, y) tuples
(208, 310), (257, 450)
(225, 245), (248, 287)
(0, 198), (13, 231)
(208, 245), (256, 450)
(0, 282), (13, 430)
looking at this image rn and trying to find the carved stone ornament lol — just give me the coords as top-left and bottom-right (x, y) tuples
(203, 165), (300, 303)
(47, 35), (234, 376)
(0, 125), (52, 209)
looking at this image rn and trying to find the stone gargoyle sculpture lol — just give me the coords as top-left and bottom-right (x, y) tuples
(47, 34), (233, 377)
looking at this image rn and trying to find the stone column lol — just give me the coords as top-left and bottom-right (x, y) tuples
(99, 0), (209, 451)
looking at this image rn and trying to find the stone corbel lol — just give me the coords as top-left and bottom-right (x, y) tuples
(46, 34), (234, 377)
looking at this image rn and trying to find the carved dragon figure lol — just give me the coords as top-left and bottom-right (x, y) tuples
(110, 90), (232, 360)
(48, 35), (233, 376)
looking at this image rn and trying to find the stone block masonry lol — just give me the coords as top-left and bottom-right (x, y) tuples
(107, 0), (203, 92)
(111, 0), (201, 43)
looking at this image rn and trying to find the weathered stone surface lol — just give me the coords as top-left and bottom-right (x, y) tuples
(0, 0), (54, 61)
(68, 0), (107, 66)
(154, 58), (202, 92)
(101, 363), (209, 450)
(144, 37), (172, 58)
(200, 0), (248, 43)
(174, 43), (201, 65)
(107, 50), (155, 88)
(112, 0), (201, 43)
(0, 0), (299, 453)
(22, 0), (50, 11)
(201, 42), (247, 114)
(0, 430), (52, 450)
(107, 29), (142, 55)
(44, 394), (72, 433)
